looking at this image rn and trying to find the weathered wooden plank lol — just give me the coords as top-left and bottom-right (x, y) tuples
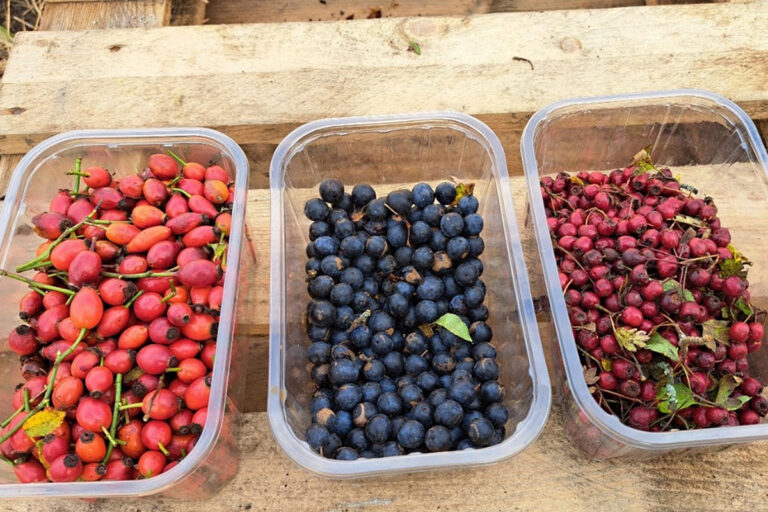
(170, 0), (208, 25)
(6, 409), (768, 511)
(0, 155), (22, 199)
(39, 0), (171, 30)
(2, 3), (768, 156)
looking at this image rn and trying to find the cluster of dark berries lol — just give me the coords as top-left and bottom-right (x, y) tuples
(2, 153), (229, 483)
(543, 152), (767, 432)
(303, 178), (508, 460)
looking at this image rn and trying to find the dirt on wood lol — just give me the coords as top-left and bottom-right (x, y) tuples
(0, 0), (45, 78)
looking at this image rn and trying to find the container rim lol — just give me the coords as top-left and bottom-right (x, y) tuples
(521, 89), (768, 449)
(0, 127), (249, 496)
(268, 111), (552, 477)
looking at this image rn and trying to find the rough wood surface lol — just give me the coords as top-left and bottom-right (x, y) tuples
(2, 2), (768, 157)
(4, 409), (768, 512)
(203, 0), (707, 24)
(39, 0), (170, 30)
(170, 0), (208, 25)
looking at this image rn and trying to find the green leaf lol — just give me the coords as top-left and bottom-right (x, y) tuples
(662, 279), (694, 302)
(23, 409), (66, 438)
(645, 332), (680, 362)
(702, 319), (731, 347)
(408, 41), (422, 55)
(662, 279), (679, 293)
(719, 244), (750, 279)
(715, 374), (742, 405)
(434, 313), (472, 342)
(674, 214), (705, 228)
(648, 361), (673, 381)
(614, 327), (649, 352)
(600, 358), (613, 372)
(452, 183), (475, 205)
(724, 395), (751, 411)
(657, 382), (697, 413)
(631, 146), (656, 173)
(733, 297), (753, 317)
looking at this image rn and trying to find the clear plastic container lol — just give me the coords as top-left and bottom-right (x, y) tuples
(0, 128), (250, 497)
(521, 90), (768, 458)
(268, 112), (551, 477)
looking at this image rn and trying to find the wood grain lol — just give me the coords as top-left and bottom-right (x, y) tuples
(5, 409), (768, 511)
(170, 0), (208, 25)
(2, 3), (768, 156)
(39, 0), (170, 30)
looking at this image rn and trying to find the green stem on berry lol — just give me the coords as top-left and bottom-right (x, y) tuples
(70, 158), (83, 198)
(0, 270), (75, 296)
(157, 441), (170, 457)
(167, 149), (187, 167)
(161, 280), (177, 303)
(100, 270), (175, 280)
(170, 188), (191, 198)
(16, 200), (102, 272)
(66, 171), (90, 178)
(118, 402), (143, 410)
(124, 290), (145, 308)
(164, 367), (181, 373)
(101, 373), (123, 464)
(142, 375), (165, 422)
(23, 388), (30, 412)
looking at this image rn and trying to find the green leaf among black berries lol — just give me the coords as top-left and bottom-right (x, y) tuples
(719, 243), (750, 279)
(434, 313), (472, 342)
(701, 319), (731, 347)
(656, 382), (698, 414)
(645, 332), (680, 362)
(715, 375), (752, 411)
(662, 279), (695, 302)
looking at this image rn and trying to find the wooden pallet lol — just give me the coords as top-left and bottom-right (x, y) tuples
(2, 1), (768, 510)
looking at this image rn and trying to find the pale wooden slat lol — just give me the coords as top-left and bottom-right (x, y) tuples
(39, 0), (171, 30)
(2, 3), (768, 156)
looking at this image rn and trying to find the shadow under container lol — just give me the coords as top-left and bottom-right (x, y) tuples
(0, 129), (250, 498)
(268, 112), (551, 477)
(521, 90), (768, 458)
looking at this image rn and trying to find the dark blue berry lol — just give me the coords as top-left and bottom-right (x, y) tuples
(351, 325), (372, 348)
(305, 424), (330, 451)
(345, 428), (369, 451)
(321, 433), (342, 458)
(306, 258), (322, 275)
(313, 236), (339, 257)
(352, 402), (377, 427)
(367, 198), (388, 221)
(363, 360), (386, 382)
(331, 410), (353, 436)
(376, 391), (403, 416)
(412, 247), (434, 269)
(417, 275), (444, 301)
(334, 218), (356, 238)
(335, 383), (362, 411)
(468, 305), (489, 322)
(422, 204), (444, 226)
(461, 410), (484, 432)
(308, 300), (336, 327)
(470, 322), (492, 343)
(411, 183), (435, 208)
(467, 417), (495, 447)
(387, 292), (409, 318)
(397, 420), (425, 450)
(362, 278), (379, 296)
(328, 208), (348, 225)
(340, 236), (364, 258)
(404, 331), (428, 354)
(382, 351), (404, 377)
(428, 388), (449, 408)
(320, 255), (344, 279)
(432, 352), (457, 374)
(304, 198), (330, 221)
(416, 371), (440, 392)
(449, 379), (476, 406)
(330, 283), (353, 306)
(430, 230), (449, 251)
(455, 261), (479, 287)
(335, 447), (358, 460)
(404, 354), (429, 376)
(352, 184), (376, 207)
(365, 236), (388, 258)
(446, 237), (470, 260)
(440, 212), (464, 238)
(457, 195), (479, 215)
(394, 246), (413, 266)
(309, 221), (332, 240)
(387, 222), (408, 248)
(361, 381), (382, 402)
(340, 267), (365, 290)
(480, 381), (505, 403)
(473, 358), (499, 381)
(468, 236), (485, 256)
(380, 441), (404, 457)
(371, 332), (394, 355)
(415, 300), (439, 324)
(377, 254), (397, 275)
(449, 295), (468, 315)
(307, 342), (331, 365)
(464, 283), (485, 307)
(365, 414), (392, 444)
(311, 364), (330, 386)
(369, 311), (394, 332)
(398, 383), (424, 408)
(319, 178), (345, 204)
(485, 402), (509, 428)
(473, 342), (496, 360)
(387, 190), (412, 215)
(434, 183), (456, 205)
(409, 221), (432, 245)
(308, 275), (334, 299)
(408, 401), (434, 428)
(380, 377), (396, 394)
(463, 214), (484, 235)
(425, 425), (452, 452)
(329, 359), (360, 385)
(435, 399), (464, 428)
(310, 395), (332, 415)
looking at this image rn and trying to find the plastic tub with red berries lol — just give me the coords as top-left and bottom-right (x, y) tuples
(522, 90), (768, 458)
(0, 128), (250, 497)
